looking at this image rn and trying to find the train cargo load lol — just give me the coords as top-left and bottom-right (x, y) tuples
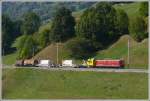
(62, 60), (77, 67)
(37, 60), (55, 67)
(24, 59), (38, 66)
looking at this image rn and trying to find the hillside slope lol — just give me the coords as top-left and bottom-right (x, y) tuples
(33, 43), (70, 64)
(95, 35), (148, 68)
(114, 2), (141, 20)
(33, 35), (148, 69)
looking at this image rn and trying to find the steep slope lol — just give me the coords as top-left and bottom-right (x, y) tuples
(33, 35), (148, 68)
(33, 43), (70, 64)
(95, 35), (148, 68)
(114, 2), (141, 20)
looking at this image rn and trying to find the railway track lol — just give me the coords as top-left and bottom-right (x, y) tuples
(2, 65), (148, 73)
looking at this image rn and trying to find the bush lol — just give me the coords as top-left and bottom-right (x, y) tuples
(13, 35), (38, 59)
(139, 2), (148, 17)
(38, 28), (51, 49)
(65, 37), (97, 59)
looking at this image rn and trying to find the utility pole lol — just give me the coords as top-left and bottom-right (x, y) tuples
(2, 48), (4, 56)
(127, 37), (130, 68)
(32, 47), (34, 57)
(56, 42), (58, 64)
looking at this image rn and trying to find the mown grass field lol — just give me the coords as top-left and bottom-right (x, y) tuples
(2, 2), (148, 100)
(2, 68), (148, 99)
(2, 52), (18, 65)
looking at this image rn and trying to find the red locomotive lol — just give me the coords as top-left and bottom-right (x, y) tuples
(83, 58), (124, 68)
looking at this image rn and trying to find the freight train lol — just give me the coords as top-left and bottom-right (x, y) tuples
(15, 58), (124, 68)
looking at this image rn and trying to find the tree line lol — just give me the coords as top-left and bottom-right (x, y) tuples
(2, 2), (148, 59)
(2, 2), (95, 23)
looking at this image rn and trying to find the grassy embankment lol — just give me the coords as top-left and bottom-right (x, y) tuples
(95, 35), (148, 69)
(2, 68), (148, 99)
(33, 35), (148, 69)
(114, 2), (141, 20)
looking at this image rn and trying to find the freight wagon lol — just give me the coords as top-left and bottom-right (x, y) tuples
(24, 59), (38, 66)
(15, 59), (39, 67)
(37, 60), (56, 67)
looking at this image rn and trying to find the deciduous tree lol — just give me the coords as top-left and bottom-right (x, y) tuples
(50, 7), (75, 42)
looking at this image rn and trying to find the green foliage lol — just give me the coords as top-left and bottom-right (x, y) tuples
(2, 2), (95, 22)
(2, 14), (14, 54)
(12, 34), (26, 48)
(115, 9), (129, 34)
(129, 16), (147, 42)
(50, 7), (75, 42)
(20, 36), (36, 59)
(12, 12), (41, 59)
(139, 2), (148, 17)
(13, 35), (37, 59)
(13, 20), (22, 38)
(21, 12), (41, 35)
(38, 28), (51, 49)
(76, 2), (119, 46)
(65, 37), (96, 59)
(2, 14), (22, 54)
